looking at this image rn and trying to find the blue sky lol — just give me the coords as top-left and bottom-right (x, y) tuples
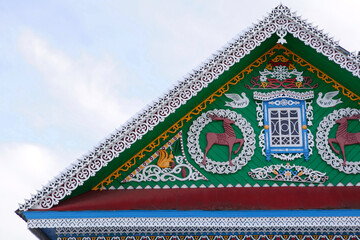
(1, 1), (360, 239)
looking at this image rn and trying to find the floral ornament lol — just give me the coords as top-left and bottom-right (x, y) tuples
(245, 57), (318, 89)
(260, 66), (302, 81)
(248, 163), (328, 184)
(296, 76), (304, 82)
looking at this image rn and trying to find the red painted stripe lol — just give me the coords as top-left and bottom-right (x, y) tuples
(44, 187), (360, 211)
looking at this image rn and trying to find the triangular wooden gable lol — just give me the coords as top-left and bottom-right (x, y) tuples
(18, 4), (360, 240)
(33, 43), (360, 212)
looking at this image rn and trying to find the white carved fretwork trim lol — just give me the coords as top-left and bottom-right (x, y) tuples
(316, 108), (360, 174)
(19, 4), (360, 211)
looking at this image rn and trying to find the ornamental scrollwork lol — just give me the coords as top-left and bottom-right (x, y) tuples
(253, 89), (314, 101)
(248, 163), (328, 183)
(19, 4), (360, 211)
(316, 108), (360, 174)
(122, 131), (207, 183)
(245, 57), (318, 89)
(126, 156), (206, 183)
(187, 109), (255, 174)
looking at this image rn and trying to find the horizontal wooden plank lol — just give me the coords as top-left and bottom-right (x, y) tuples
(42, 187), (360, 211)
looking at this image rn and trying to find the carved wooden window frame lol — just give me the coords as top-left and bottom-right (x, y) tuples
(263, 98), (309, 161)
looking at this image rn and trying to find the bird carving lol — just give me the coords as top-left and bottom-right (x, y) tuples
(224, 93), (249, 108)
(157, 149), (175, 168)
(316, 91), (342, 108)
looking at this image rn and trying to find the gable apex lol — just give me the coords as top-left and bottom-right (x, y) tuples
(18, 4), (360, 213)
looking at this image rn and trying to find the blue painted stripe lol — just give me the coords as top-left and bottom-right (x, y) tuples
(24, 209), (360, 219)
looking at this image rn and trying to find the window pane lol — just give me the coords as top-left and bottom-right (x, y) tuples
(272, 137), (280, 145)
(282, 137), (290, 145)
(290, 119), (299, 135)
(268, 106), (303, 148)
(280, 110), (288, 118)
(291, 137), (300, 145)
(290, 110), (298, 118)
(271, 110), (279, 118)
(281, 120), (289, 135)
(271, 120), (279, 135)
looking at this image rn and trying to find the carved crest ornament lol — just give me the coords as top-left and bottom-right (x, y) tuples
(245, 55), (318, 90)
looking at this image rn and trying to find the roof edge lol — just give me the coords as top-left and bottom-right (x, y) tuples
(18, 4), (360, 212)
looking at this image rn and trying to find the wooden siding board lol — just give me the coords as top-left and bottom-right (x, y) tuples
(285, 34), (360, 93)
(47, 187), (360, 211)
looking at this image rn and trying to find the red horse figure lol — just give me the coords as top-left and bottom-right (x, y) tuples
(203, 114), (244, 166)
(328, 114), (360, 166)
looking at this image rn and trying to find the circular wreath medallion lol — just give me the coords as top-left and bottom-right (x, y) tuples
(187, 109), (256, 174)
(316, 108), (360, 174)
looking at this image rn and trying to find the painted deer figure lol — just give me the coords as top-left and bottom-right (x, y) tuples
(328, 114), (360, 166)
(202, 114), (244, 166)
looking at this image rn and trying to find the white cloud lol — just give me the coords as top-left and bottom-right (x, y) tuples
(136, 0), (360, 81)
(0, 142), (75, 240)
(18, 30), (147, 140)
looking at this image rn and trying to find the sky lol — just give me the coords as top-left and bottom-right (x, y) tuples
(1, 0), (360, 239)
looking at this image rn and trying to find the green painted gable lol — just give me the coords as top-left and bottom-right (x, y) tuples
(95, 44), (360, 192)
(18, 5), (360, 212)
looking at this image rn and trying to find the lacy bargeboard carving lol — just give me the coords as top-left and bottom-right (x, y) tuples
(19, 4), (360, 211)
(249, 163), (328, 183)
(187, 109), (255, 174)
(316, 108), (360, 174)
